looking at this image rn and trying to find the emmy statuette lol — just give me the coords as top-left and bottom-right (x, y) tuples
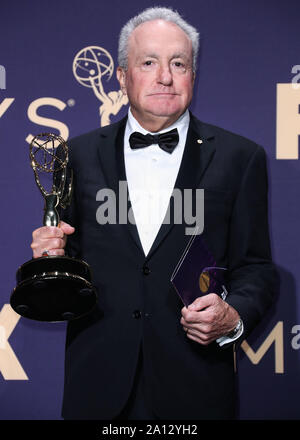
(10, 133), (97, 322)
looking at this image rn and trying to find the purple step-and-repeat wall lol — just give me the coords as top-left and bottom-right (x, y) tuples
(0, 0), (299, 420)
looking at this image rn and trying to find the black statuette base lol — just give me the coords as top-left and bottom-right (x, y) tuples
(10, 256), (97, 322)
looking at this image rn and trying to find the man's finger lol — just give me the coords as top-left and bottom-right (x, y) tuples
(188, 293), (219, 311)
(181, 303), (213, 324)
(33, 226), (64, 240)
(47, 249), (65, 256)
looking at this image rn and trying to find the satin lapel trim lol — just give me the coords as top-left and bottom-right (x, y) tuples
(96, 117), (127, 194)
(96, 117), (144, 255)
(146, 116), (216, 260)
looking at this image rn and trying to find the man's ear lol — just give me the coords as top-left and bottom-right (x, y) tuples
(117, 67), (127, 95)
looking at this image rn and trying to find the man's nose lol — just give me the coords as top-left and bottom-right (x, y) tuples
(157, 64), (173, 86)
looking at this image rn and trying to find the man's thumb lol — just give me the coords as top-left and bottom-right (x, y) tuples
(59, 221), (75, 235)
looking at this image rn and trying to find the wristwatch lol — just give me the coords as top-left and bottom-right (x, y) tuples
(226, 318), (243, 339)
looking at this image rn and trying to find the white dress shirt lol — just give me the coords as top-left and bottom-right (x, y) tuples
(124, 108), (189, 256)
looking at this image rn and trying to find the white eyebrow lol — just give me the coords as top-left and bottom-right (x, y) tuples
(140, 52), (189, 60)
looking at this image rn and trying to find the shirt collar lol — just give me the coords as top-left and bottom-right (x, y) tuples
(127, 108), (190, 137)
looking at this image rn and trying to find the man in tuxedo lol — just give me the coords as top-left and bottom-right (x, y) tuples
(31, 7), (277, 419)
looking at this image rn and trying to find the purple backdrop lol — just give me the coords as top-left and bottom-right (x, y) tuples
(0, 0), (299, 420)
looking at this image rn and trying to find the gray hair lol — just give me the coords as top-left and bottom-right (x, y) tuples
(118, 7), (200, 72)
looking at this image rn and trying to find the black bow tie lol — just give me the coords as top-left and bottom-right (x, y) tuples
(129, 128), (179, 154)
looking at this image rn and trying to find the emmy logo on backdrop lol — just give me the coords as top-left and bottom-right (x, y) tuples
(73, 46), (128, 126)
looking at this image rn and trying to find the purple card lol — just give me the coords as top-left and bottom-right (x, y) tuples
(171, 231), (227, 307)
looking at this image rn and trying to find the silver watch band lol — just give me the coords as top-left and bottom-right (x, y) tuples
(226, 318), (243, 339)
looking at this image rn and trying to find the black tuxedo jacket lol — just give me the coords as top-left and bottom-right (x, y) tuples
(61, 113), (277, 420)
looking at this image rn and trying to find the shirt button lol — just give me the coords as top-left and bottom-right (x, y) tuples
(132, 310), (142, 319)
(142, 265), (151, 275)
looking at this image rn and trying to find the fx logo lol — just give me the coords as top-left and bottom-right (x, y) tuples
(0, 65), (6, 90)
(0, 304), (28, 380)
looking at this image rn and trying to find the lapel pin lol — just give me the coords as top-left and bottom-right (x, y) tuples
(197, 139), (203, 144)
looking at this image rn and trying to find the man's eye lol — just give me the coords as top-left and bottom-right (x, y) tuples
(172, 61), (187, 73)
(144, 61), (153, 66)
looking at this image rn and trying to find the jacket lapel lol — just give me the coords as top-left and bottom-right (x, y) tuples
(96, 116), (144, 254)
(146, 114), (216, 259)
(96, 116), (126, 195)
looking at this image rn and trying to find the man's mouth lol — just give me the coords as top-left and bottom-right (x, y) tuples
(148, 93), (178, 96)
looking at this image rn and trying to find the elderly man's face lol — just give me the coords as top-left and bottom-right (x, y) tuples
(117, 19), (195, 131)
